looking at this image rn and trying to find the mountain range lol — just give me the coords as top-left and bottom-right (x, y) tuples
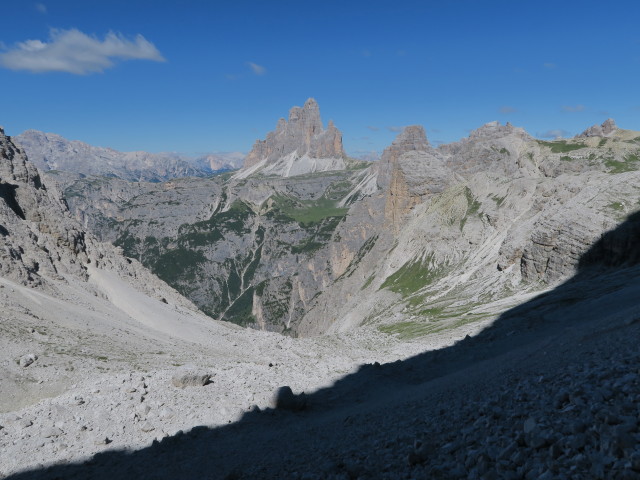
(3, 100), (640, 478)
(15, 130), (245, 183)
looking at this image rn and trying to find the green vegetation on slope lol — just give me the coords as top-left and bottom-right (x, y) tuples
(267, 194), (348, 225)
(536, 140), (587, 153)
(605, 154), (640, 174)
(380, 254), (443, 296)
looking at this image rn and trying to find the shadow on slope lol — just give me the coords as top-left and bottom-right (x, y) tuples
(8, 212), (640, 479)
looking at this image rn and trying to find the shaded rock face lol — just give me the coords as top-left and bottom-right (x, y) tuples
(578, 118), (618, 138)
(15, 130), (208, 182)
(241, 98), (346, 177)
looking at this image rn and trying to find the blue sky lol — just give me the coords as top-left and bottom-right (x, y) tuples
(1, 1), (639, 156)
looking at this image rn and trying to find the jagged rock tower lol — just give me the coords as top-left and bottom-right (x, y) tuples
(238, 98), (346, 178)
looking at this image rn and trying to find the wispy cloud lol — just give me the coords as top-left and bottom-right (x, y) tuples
(0, 28), (165, 74)
(537, 129), (570, 139)
(562, 104), (586, 112)
(499, 106), (517, 114)
(246, 61), (266, 75)
(387, 126), (404, 132)
(366, 125), (379, 131)
(35, 3), (47, 13)
(543, 62), (556, 69)
(362, 49), (372, 58)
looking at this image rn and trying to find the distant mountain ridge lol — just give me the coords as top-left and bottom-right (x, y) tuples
(14, 130), (244, 182)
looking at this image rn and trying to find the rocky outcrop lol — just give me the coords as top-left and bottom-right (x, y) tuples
(376, 126), (434, 230)
(238, 98), (346, 178)
(376, 126), (430, 189)
(578, 118), (617, 138)
(15, 130), (208, 182)
(0, 127), (197, 311)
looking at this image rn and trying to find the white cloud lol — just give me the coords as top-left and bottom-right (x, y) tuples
(366, 125), (379, 131)
(543, 62), (556, 69)
(499, 105), (517, 114)
(246, 61), (266, 75)
(537, 129), (570, 139)
(561, 104), (586, 112)
(0, 28), (165, 74)
(387, 126), (404, 132)
(35, 3), (47, 14)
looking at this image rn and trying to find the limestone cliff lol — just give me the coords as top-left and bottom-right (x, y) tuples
(238, 98), (346, 178)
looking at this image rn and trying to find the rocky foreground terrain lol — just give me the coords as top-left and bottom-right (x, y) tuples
(3, 105), (640, 478)
(3, 216), (640, 479)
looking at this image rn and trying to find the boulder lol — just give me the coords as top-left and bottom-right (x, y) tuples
(171, 371), (211, 388)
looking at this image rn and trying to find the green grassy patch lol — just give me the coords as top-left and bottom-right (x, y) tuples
(377, 312), (489, 339)
(608, 201), (624, 211)
(380, 255), (443, 296)
(560, 156), (573, 162)
(605, 154), (640, 174)
(268, 194), (348, 225)
(491, 194), (506, 207)
(177, 199), (253, 247)
(223, 287), (256, 326)
(460, 187), (482, 230)
(536, 140), (587, 153)
(361, 274), (375, 290)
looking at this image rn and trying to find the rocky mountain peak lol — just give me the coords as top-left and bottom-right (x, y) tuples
(238, 98), (346, 177)
(391, 125), (430, 152)
(469, 121), (527, 140)
(578, 118), (618, 138)
(288, 98), (322, 133)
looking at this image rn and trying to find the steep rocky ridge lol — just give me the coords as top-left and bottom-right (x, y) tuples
(15, 130), (210, 182)
(236, 98), (347, 178)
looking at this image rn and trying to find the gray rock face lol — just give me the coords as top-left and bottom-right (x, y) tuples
(18, 353), (38, 367)
(193, 152), (244, 172)
(171, 371), (211, 388)
(14, 130), (209, 182)
(239, 98), (346, 177)
(578, 118), (618, 138)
